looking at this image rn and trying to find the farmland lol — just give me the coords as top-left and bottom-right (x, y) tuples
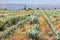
(0, 10), (60, 40)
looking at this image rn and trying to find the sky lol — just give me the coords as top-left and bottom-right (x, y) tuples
(0, 0), (60, 4)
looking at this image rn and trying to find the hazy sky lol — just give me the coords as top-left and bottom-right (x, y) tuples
(0, 0), (60, 4)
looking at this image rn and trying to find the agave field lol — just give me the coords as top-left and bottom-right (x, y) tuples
(0, 10), (60, 40)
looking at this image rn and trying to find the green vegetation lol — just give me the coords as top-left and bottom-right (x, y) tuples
(37, 8), (39, 10)
(26, 24), (40, 40)
(43, 11), (60, 40)
(28, 8), (32, 10)
(0, 15), (32, 39)
(26, 14), (40, 40)
(0, 14), (30, 31)
(0, 10), (60, 40)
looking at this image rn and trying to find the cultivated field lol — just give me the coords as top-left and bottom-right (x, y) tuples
(0, 10), (60, 40)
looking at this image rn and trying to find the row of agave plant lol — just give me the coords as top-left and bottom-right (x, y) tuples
(46, 11), (60, 25)
(26, 14), (40, 40)
(43, 11), (60, 40)
(46, 11), (60, 18)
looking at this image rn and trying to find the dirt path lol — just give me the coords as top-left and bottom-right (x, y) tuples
(38, 16), (55, 40)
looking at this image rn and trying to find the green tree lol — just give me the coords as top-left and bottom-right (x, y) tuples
(37, 8), (39, 10)
(28, 8), (32, 10)
(54, 8), (56, 9)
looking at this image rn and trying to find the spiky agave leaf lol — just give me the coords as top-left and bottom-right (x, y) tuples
(27, 13), (40, 24)
(57, 31), (60, 40)
(26, 28), (39, 39)
(30, 24), (40, 30)
(29, 15), (38, 24)
(26, 24), (40, 40)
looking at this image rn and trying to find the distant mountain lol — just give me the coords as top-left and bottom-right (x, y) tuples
(26, 4), (60, 9)
(0, 4), (60, 10)
(39, 4), (60, 9)
(0, 4), (24, 10)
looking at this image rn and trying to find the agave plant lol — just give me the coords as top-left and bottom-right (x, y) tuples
(56, 31), (60, 40)
(30, 13), (40, 24)
(29, 15), (38, 24)
(26, 28), (39, 39)
(26, 24), (40, 40)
